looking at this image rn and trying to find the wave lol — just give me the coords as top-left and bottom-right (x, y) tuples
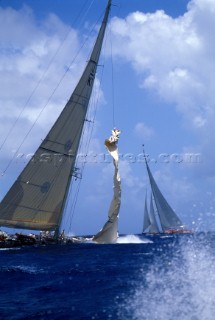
(117, 234), (153, 244)
(0, 265), (45, 274)
(0, 247), (21, 251)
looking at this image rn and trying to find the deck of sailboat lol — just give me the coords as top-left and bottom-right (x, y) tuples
(143, 230), (193, 235)
(0, 230), (195, 249)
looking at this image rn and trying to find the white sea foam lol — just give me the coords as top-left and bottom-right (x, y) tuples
(0, 247), (21, 251)
(117, 235), (153, 244)
(70, 234), (152, 244)
(7, 265), (45, 274)
(118, 238), (215, 319)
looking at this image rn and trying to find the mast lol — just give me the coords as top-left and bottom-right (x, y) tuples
(0, 0), (112, 233)
(56, 0), (112, 235)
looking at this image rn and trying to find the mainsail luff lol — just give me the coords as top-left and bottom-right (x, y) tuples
(0, 0), (112, 231)
(143, 191), (151, 232)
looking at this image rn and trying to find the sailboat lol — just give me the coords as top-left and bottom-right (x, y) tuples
(0, 0), (120, 246)
(143, 149), (192, 234)
(143, 191), (161, 233)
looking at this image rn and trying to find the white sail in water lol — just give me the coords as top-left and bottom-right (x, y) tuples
(142, 191), (151, 233)
(0, 0), (112, 232)
(148, 193), (161, 233)
(93, 129), (121, 244)
(146, 161), (184, 231)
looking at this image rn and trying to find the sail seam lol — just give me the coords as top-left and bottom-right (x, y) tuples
(40, 147), (72, 157)
(1, 202), (60, 214)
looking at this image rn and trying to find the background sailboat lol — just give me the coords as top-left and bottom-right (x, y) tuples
(0, 0), (116, 244)
(143, 191), (160, 233)
(143, 148), (192, 234)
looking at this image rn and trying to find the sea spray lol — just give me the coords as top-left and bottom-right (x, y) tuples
(117, 234), (153, 244)
(118, 234), (215, 320)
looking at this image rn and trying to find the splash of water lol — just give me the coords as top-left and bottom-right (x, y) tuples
(117, 234), (153, 244)
(118, 236), (215, 319)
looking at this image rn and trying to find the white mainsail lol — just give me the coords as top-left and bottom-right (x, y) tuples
(93, 129), (121, 244)
(145, 160), (184, 231)
(0, 0), (112, 233)
(143, 191), (160, 233)
(142, 191), (151, 233)
(148, 193), (161, 233)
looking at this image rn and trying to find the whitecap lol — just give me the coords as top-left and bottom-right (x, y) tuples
(117, 234), (153, 244)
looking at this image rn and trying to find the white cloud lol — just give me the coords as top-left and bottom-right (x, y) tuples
(134, 122), (154, 140)
(120, 160), (145, 189)
(108, 0), (215, 227)
(0, 5), (104, 163)
(0, 6), (80, 116)
(110, 0), (215, 133)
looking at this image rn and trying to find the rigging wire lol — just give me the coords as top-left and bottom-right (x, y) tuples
(0, 4), (105, 177)
(64, 64), (105, 233)
(63, 3), (116, 232)
(109, 8), (116, 129)
(64, 3), (118, 232)
(0, 0), (94, 153)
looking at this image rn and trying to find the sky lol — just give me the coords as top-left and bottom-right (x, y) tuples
(0, 0), (215, 235)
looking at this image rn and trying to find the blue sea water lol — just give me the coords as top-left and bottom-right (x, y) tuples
(1, 233), (215, 320)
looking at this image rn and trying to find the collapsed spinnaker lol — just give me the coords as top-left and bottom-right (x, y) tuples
(93, 129), (121, 244)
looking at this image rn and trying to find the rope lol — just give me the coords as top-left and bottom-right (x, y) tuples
(109, 8), (116, 128)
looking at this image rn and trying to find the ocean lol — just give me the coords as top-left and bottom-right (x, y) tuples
(1, 233), (215, 320)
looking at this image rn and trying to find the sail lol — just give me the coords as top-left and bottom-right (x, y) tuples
(146, 162), (184, 230)
(142, 191), (151, 233)
(148, 193), (160, 233)
(93, 129), (121, 244)
(0, 0), (112, 231)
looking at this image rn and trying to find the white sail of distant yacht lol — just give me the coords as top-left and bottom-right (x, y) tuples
(143, 147), (190, 233)
(143, 191), (160, 233)
(0, 0), (112, 240)
(142, 191), (151, 233)
(148, 193), (160, 233)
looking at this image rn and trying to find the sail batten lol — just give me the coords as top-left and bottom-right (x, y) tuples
(0, 1), (112, 232)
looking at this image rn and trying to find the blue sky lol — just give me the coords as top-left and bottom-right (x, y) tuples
(0, 0), (215, 235)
